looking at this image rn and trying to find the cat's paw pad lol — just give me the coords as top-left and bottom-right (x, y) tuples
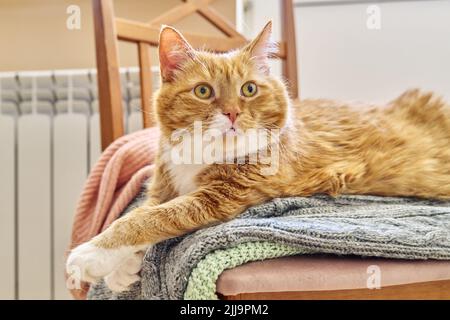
(104, 251), (144, 292)
(66, 242), (129, 283)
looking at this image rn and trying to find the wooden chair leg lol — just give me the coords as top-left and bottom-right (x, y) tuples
(92, 0), (124, 150)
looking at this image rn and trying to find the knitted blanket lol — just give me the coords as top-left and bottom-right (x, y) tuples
(88, 192), (450, 300)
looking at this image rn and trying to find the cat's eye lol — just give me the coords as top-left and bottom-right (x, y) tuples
(241, 81), (257, 97)
(194, 84), (213, 99)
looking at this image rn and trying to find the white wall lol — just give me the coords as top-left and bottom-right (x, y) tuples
(245, 0), (450, 103)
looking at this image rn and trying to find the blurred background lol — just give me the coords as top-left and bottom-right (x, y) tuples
(0, 0), (449, 300)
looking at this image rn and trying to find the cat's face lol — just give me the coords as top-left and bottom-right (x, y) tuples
(154, 22), (290, 143)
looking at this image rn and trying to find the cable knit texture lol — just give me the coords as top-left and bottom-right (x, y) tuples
(88, 189), (450, 300)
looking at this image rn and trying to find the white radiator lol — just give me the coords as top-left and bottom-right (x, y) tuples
(0, 68), (158, 300)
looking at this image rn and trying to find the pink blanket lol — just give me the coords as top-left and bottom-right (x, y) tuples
(67, 128), (160, 299)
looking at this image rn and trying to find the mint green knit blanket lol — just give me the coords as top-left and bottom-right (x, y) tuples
(88, 194), (450, 300)
(184, 241), (305, 299)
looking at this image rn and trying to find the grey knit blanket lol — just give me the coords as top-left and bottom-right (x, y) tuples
(88, 193), (450, 300)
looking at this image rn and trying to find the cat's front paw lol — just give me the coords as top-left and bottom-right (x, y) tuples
(104, 251), (145, 292)
(66, 242), (134, 284)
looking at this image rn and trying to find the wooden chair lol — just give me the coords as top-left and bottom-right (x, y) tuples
(92, 0), (298, 151)
(92, 0), (450, 300)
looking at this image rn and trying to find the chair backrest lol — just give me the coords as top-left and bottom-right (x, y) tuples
(92, 0), (298, 150)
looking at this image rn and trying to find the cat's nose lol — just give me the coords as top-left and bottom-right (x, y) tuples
(222, 111), (240, 124)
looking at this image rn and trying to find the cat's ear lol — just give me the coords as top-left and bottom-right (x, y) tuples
(242, 21), (276, 74)
(159, 26), (195, 82)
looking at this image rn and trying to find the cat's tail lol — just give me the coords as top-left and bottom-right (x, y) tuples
(391, 88), (450, 136)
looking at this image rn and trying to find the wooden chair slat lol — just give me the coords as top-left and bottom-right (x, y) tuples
(197, 6), (246, 39)
(148, 1), (200, 26)
(116, 18), (287, 58)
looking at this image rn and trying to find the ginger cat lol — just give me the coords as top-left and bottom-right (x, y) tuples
(67, 22), (450, 293)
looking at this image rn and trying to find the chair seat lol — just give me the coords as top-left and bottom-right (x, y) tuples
(216, 255), (450, 296)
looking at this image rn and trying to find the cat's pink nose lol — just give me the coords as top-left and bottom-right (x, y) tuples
(223, 111), (240, 124)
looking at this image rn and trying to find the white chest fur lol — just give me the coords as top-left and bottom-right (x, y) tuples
(167, 162), (207, 195)
(160, 147), (207, 196)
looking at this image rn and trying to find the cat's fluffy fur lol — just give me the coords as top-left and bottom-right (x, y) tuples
(67, 22), (450, 292)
